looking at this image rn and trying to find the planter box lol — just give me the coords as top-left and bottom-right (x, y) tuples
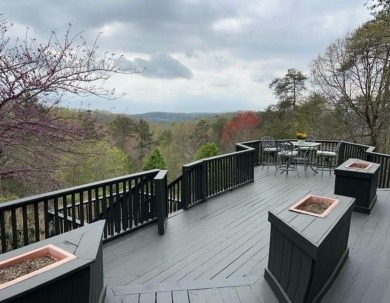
(0, 244), (76, 290)
(0, 221), (105, 303)
(264, 194), (355, 303)
(335, 158), (380, 214)
(289, 195), (339, 218)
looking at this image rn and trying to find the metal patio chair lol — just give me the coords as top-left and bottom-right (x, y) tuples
(294, 146), (317, 177)
(261, 136), (277, 171)
(316, 141), (342, 177)
(275, 141), (299, 178)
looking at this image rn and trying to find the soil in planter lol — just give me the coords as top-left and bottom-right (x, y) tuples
(297, 201), (330, 214)
(0, 256), (56, 284)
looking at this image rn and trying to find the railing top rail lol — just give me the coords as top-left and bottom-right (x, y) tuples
(183, 143), (254, 168)
(0, 169), (160, 209)
(237, 140), (261, 145)
(154, 170), (168, 180)
(367, 149), (390, 157)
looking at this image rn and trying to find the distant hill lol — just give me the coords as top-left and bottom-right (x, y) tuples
(129, 112), (219, 123)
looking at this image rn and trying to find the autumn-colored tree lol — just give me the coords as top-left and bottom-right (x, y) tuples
(0, 18), (136, 195)
(221, 111), (261, 144)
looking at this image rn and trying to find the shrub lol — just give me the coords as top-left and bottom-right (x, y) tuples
(195, 143), (220, 160)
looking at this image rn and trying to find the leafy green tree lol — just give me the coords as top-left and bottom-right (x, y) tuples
(57, 141), (131, 187)
(195, 143), (220, 160)
(134, 119), (154, 166)
(269, 68), (308, 110)
(158, 129), (173, 147)
(109, 115), (136, 150)
(143, 148), (167, 170)
(190, 119), (210, 151)
(211, 115), (228, 142)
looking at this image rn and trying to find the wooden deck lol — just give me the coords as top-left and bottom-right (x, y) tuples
(103, 166), (390, 303)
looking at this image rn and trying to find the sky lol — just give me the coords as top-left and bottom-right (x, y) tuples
(2, 0), (373, 114)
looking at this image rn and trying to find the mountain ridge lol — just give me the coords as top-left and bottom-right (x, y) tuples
(129, 111), (225, 122)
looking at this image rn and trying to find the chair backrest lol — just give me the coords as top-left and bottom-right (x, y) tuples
(334, 140), (342, 153)
(306, 135), (316, 142)
(261, 136), (275, 148)
(276, 141), (295, 153)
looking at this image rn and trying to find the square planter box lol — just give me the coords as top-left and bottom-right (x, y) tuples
(0, 221), (105, 303)
(264, 194), (355, 303)
(0, 244), (76, 289)
(335, 158), (380, 214)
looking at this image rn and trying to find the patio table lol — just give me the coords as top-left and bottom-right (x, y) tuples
(291, 141), (321, 173)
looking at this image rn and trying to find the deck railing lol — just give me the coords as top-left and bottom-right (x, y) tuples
(2, 139), (390, 254)
(167, 175), (182, 213)
(181, 143), (255, 209)
(0, 170), (168, 253)
(339, 142), (390, 188)
(256, 139), (390, 188)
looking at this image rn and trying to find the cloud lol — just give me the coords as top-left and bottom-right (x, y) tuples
(252, 72), (275, 84)
(212, 17), (252, 34)
(1, 0), (372, 114)
(123, 54), (193, 79)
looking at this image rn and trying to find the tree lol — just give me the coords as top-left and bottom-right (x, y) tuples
(211, 115), (228, 144)
(0, 18), (137, 193)
(57, 141), (131, 187)
(157, 129), (173, 147)
(311, 13), (390, 148)
(108, 115), (136, 150)
(134, 119), (154, 167)
(221, 111), (261, 144)
(269, 68), (308, 110)
(190, 119), (210, 152)
(142, 148), (167, 171)
(194, 143), (219, 160)
(366, 0), (390, 17)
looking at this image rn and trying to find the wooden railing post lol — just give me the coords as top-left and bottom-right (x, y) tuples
(249, 148), (255, 181)
(338, 141), (346, 165)
(181, 166), (190, 210)
(201, 161), (208, 202)
(154, 170), (168, 235)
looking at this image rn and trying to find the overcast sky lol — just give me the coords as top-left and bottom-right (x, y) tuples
(2, 0), (372, 114)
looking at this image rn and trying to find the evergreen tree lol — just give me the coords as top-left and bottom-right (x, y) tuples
(143, 148), (167, 170)
(195, 143), (220, 160)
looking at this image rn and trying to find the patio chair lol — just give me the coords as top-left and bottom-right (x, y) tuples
(316, 141), (342, 177)
(306, 135), (316, 142)
(294, 146), (316, 177)
(261, 136), (277, 171)
(296, 135), (318, 166)
(274, 141), (299, 178)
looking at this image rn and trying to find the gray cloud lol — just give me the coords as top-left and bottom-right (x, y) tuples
(252, 72), (275, 84)
(1, 0), (372, 113)
(124, 54), (193, 79)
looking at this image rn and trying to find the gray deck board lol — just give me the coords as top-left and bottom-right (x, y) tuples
(103, 167), (390, 303)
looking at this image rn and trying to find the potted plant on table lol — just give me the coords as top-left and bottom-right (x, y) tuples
(296, 131), (307, 144)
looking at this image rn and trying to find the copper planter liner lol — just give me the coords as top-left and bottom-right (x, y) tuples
(289, 195), (340, 218)
(345, 160), (373, 170)
(0, 244), (76, 289)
